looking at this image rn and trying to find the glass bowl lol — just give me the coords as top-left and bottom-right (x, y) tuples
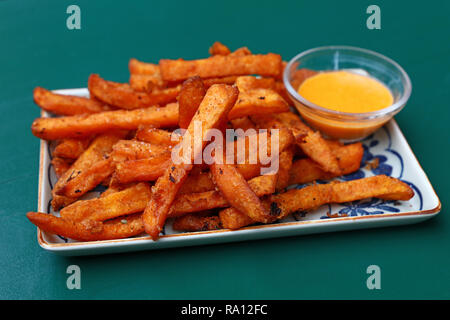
(283, 46), (412, 141)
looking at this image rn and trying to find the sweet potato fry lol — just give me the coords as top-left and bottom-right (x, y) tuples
(143, 84), (239, 239)
(113, 156), (172, 184)
(211, 161), (272, 223)
(88, 74), (180, 109)
(229, 47), (252, 57)
(33, 87), (112, 115)
(178, 171), (216, 194)
(53, 131), (126, 200)
(252, 112), (341, 174)
(275, 147), (295, 191)
(170, 174), (276, 217)
(178, 76), (207, 128)
(202, 76), (238, 88)
(159, 53), (282, 82)
(110, 140), (171, 162)
(135, 127), (180, 146)
(27, 212), (144, 241)
(52, 138), (91, 159)
(60, 183), (151, 222)
(173, 214), (222, 232)
(209, 41), (231, 56)
(288, 142), (364, 185)
(220, 175), (414, 229)
(31, 102), (179, 140)
(51, 157), (73, 178)
(129, 58), (160, 75)
(235, 76), (275, 91)
(129, 74), (166, 92)
(228, 88), (289, 120)
(230, 117), (255, 131)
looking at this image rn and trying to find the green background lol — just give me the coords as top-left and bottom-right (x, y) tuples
(0, 0), (449, 299)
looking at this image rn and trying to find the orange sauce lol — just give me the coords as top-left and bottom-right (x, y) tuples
(296, 70), (394, 140)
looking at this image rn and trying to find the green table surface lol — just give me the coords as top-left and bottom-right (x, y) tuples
(1, 0), (449, 300)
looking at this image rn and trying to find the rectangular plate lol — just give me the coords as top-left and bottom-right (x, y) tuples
(36, 89), (441, 256)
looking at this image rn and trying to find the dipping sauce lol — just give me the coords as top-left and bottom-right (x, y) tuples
(298, 70), (393, 113)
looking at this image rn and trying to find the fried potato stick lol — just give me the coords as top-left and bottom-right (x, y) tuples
(235, 76), (275, 91)
(113, 156), (172, 184)
(143, 84), (239, 239)
(275, 147), (295, 191)
(173, 214), (222, 232)
(211, 160), (272, 223)
(60, 183), (151, 222)
(33, 87), (112, 115)
(209, 41), (231, 56)
(252, 112), (341, 174)
(169, 174), (276, 217)
(89, 74), (180, 109)
(52, 138), (91, 159)
(288, 142), (363, 185)
(110, 140), (171, 162)
(27, 212), (144, 242)
(129, 74), (166, 92)
(129, 58), (160, 75)
(135, 127), (180, 146)
(53, 131), (126, 200)
(220, 175), (414, 229)
(31, 102), (179, 140)
(51, 157), (72, 178)
(178, 76), (207, 128)
(228, 88), (289, 120)
(159, 53), (282, 82)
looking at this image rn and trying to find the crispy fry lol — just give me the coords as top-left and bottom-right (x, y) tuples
(159, 53), (282, 82)
(53, 132), (126, 200)
(228, 88), (289, 120)
(288, 142), (364, 185)
(275, 147), (295, 191)
(211, 160), (272, 223)
(220, 175), (414, 229)
(88, 74), (180, 109)
(235, 76), (275, 91)
(170, 174), (276, 216)
(51, 157), (73, 178)
(27, 212), (144, 241)
(110, 140), (171, 162)
(209, 41), (231, 56)
(202, 76), (238, 88)
(52, 138), (91, 159)
(129, 74), (166, 92)
(135, 127), (180, 146)
(31, 102), (179, 140)
(178, 171), (215, 194)
(129, 58), (160, 75)
(60, 183), (151, 222)
(113, 156), (172, 184)
(173, 214), (222, 232)
(229, 47), (252, 57)
(33, 87), (112, 115)
(230, 117), (255, 131)
(143, 84), (239, 239)
(178, 76), (207, 128)
(252, 112), (341, 174)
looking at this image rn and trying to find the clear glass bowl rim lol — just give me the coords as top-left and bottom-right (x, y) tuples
(283, 45), (412, 120)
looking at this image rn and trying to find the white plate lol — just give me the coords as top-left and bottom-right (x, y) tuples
(35, 89), (441, 256)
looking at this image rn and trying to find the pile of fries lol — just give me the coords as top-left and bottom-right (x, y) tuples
(27, 42), (414, 241)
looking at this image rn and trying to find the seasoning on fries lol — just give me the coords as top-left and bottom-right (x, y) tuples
(26, 42), (415, 243)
